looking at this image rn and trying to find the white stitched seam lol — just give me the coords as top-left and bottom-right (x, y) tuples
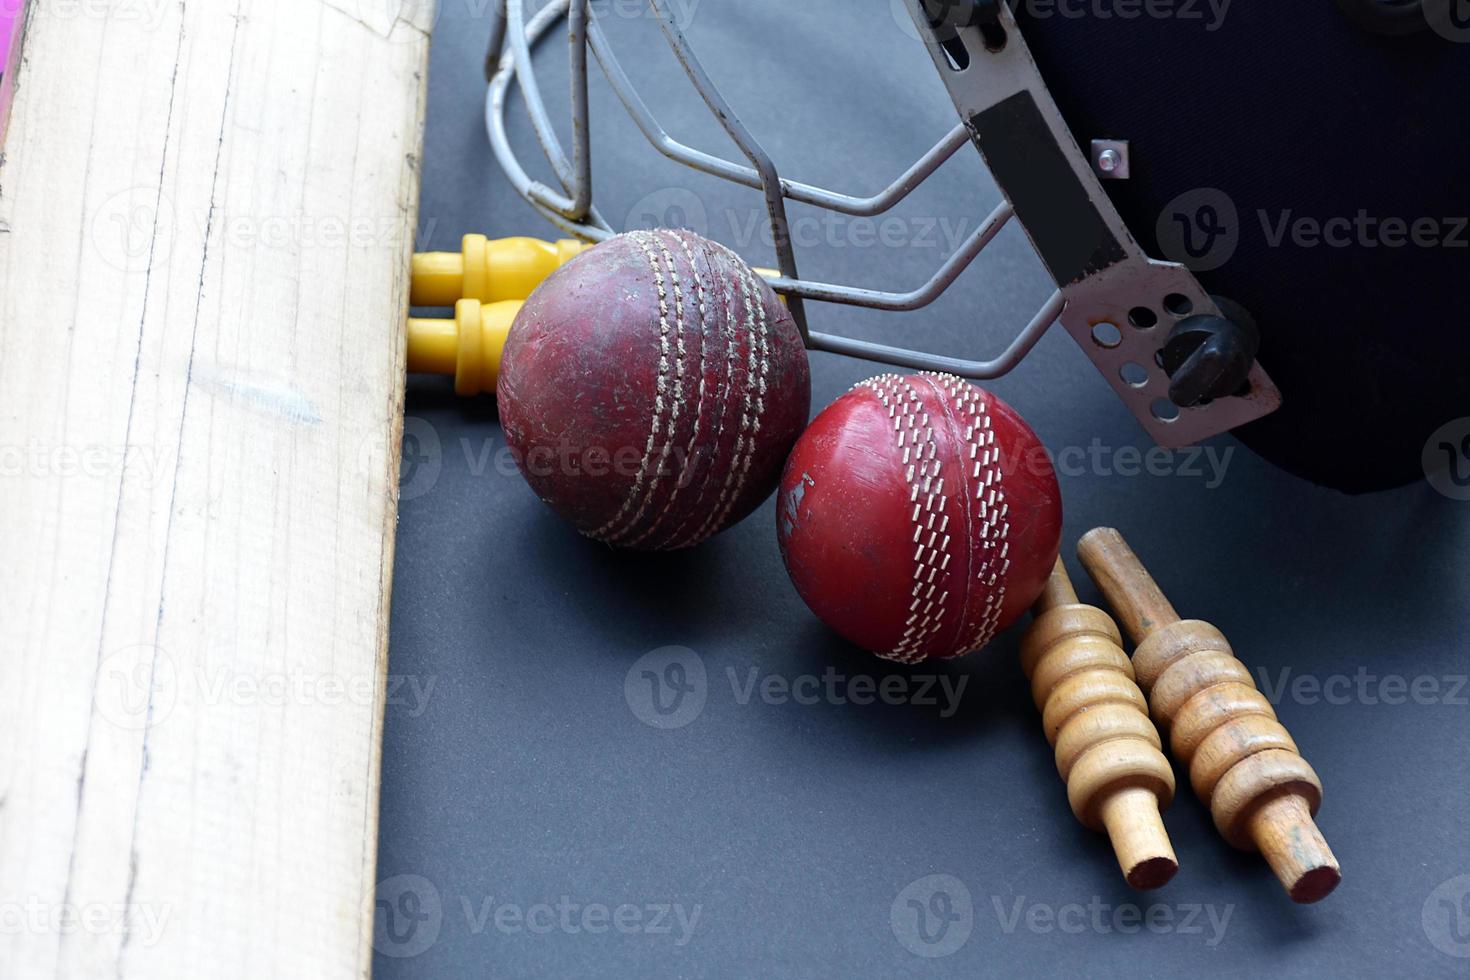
(608, 233), (693, 549)
(856, 375), (951, 664)
(589, 231), (675, 542)
(927, 372), (1011, 655)
(659, 235), (738, 549)
(680, 242), (768, 547)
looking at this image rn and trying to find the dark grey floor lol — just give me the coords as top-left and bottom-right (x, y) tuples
(374, 3), (1470, 976)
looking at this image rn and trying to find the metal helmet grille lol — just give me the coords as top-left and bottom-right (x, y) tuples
(482, 0), (1282, 448)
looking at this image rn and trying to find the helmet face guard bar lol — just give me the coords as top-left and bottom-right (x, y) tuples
(482, 0), (1282, 448)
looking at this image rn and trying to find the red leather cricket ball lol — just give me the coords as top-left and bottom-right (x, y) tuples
(498, 229), (811, 550)
(776, 372), (1062, 662)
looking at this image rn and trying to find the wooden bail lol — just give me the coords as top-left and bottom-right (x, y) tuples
(1077, 528), (1341, 904)
(1021, 559), (1178, 890)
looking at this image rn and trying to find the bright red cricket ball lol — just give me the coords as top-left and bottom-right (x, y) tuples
(776, 372), (1062, 662)
(498, 229), (811, 550)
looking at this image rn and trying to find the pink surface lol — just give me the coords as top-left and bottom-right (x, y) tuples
(0, 0), (19, 145)
(0, 1), (18, 70)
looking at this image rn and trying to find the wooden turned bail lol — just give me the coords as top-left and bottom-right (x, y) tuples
(1021, 558), (1178, 891)
(1077, 528), (1341, 904)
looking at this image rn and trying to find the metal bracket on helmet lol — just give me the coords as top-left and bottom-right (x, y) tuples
(903, 0), (1280, 445)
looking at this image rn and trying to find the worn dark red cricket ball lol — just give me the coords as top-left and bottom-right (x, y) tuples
(777, 372), (1062, 663)
(497, 229), (811, 550)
